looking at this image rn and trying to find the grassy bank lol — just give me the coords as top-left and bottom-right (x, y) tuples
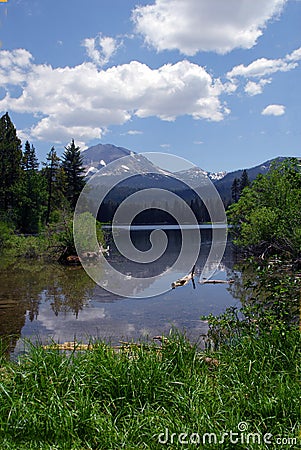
(0, 212), (106, 262)
(0, 328), (299, 450)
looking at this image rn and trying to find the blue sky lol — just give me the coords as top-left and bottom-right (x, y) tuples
(0, 0), (300, 172)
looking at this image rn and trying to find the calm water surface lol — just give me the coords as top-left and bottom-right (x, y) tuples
(0, 227), (240, 356)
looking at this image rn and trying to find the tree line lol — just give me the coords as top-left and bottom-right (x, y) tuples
(0, 112), (86, 234)
(231, 169), (250, 203)
(228, 158), (301, 258)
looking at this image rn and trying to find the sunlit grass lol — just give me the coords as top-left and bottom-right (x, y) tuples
(0, 329), (299, 449)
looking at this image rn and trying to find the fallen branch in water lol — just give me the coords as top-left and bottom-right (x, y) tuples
(200, 279), (234, 284)
(171, 265), (196, 289)
(42, 340), (162, 357)
(42, 340), (219, 367)
(43, 342), (93, 351)
(153, 336), (169, 344)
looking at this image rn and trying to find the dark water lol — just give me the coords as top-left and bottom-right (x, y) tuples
(0, 227), (240, 356)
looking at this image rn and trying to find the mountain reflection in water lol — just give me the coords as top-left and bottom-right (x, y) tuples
(0, 227), (239, 356)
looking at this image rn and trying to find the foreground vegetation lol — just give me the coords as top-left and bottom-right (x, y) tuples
(0, 255), (299, 449)
(0, 324), (299, 450)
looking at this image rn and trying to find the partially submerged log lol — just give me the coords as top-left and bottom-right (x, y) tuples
(80, 251), (99, 261)
(43, 342), (93, 351)
(200, 279), (234, 284)
(42, 340), (219, 368)
(171, 265), (234, 288)
(42, 340), (161, 354)
(153, 335), (169, 344)
(80, 245), (110, 262)
(171, 265), (196, 289)
(66, 255), (81, 265)
(59, 244), (110, 265)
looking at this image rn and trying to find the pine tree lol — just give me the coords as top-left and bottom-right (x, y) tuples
(22, 140), (39, 172)
(0, 112), (22, 211)
(240, 169), (250, 193)
(43, 147), (62, 224)
(15, 141), (46, 233)
(61, 139), (86, 208)
(231, 177), (240, 203)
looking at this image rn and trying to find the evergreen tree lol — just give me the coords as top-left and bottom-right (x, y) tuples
(231, 178), (240, 202)
(0, 112), (22, 211)
(43, 147), (62, 224)
(61, 139), (86, 208)
(22, 140), (39, 172)
(240, 169), (250, 193)
(15, 141), (46, 233)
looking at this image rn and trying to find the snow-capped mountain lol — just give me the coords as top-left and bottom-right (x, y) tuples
(176, 167), (226, 187)
(81, 143), (291, 206)
(82, 143), (227, 185)
(82, 143), (170, 178)
(82, 143), (132, 169)
(80, 143), (295, 224)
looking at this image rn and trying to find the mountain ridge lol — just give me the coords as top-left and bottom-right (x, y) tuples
(82, 143), (227, 182)
(81, 143), (294, 206)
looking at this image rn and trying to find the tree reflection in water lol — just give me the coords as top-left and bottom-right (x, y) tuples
(0, 259), (95, 355)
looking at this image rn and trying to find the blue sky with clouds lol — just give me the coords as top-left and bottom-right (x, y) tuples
(0, 0), (300, 172)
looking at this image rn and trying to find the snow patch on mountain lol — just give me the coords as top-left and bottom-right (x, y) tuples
(209, 171), (227, 181)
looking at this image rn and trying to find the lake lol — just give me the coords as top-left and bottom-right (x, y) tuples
(0, 226), (240, 356)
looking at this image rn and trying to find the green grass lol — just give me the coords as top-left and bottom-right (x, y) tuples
(0, 329), (299, 449)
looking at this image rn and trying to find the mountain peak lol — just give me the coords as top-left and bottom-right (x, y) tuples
(82, 143), (133, 171)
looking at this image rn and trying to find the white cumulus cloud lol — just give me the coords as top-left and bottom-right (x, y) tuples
(0, 49), (230, 145)
(227, 46), (301, 79)
(261, 104), (285, 116)
(227, 46), (301, 96)
(244, 79), (271, 95)
(285, 46), (301, 62)
(132, 0), (287, 55)
(0, 48), (33, 84)
(227, 57), (297, 79)
(82, 34), (121, 67)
